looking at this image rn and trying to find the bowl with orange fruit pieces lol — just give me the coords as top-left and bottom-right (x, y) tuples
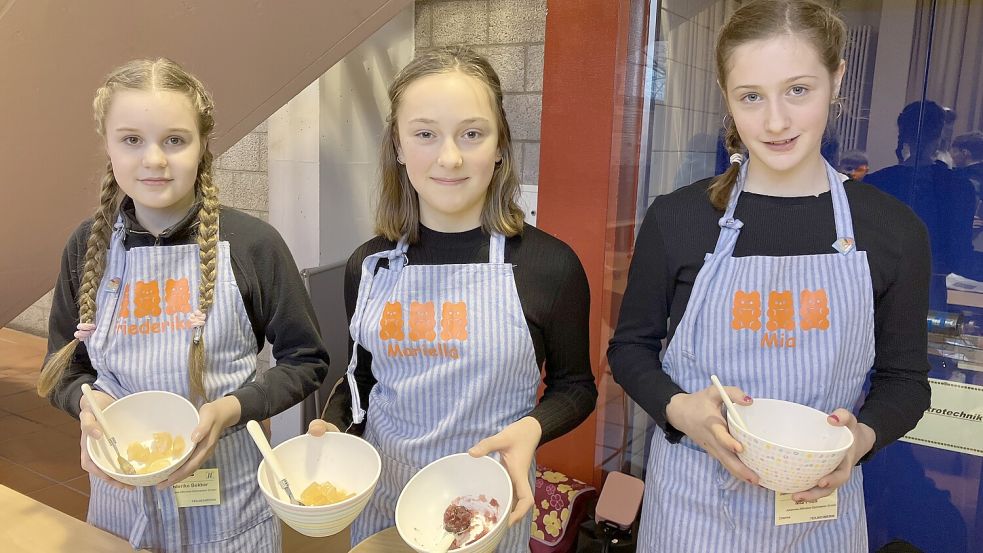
(85, 390), (199, 487)
(256, 433), (381, 537)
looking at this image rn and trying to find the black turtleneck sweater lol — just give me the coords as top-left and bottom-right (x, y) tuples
(46, 199), (330, 424)
(322, 224), (597, 445)
(608, 179), (932, 458)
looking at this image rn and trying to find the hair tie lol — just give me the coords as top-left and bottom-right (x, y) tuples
(729, 153), (744, 165)
(188, 310), (207, 344)
(74, 323), (96, 342)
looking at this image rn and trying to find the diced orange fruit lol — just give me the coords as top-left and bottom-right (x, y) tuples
(172, 436), (186, 457)
(127, 442), (152, 464)
(151, 432), (173, 457)
(137, 457), (174, 475)
(125, 432), (187, 474)
(299, 481), (355, 506)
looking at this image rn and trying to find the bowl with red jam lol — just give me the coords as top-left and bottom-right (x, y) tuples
(395, 453), (513, 553)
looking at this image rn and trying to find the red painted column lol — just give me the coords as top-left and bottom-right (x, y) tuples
(535, 0), (641, 486)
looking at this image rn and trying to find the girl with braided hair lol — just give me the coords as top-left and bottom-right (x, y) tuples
(37, 58), (329, 552)
(609, 1), (931, 550)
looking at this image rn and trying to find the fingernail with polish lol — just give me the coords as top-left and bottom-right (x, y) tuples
(743, 395), (753, 403)
(828, 414), (840, 423)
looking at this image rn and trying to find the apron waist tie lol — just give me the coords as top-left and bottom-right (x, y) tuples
(128, 511), (150, 549)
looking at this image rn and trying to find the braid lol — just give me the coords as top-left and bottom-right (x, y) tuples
(78, 167), (118, 321)
(188, 149), (219, 404)
(707, 116), (744, 210)
(37, 168), (119, 396)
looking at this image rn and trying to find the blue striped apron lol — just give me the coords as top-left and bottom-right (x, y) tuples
(346, 233), (539, 552)
(637, 161), (875, 552)
(83, 217), (280, 552)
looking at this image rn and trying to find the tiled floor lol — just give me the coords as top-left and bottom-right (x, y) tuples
(0, 327), (349, 552)
(0, 328), (89, 520)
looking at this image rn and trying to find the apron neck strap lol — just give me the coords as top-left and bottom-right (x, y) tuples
(825, 161), (856, 242)
(720, 158), (856, 251)
(489, 233), (505, 263)
(390, 237), (410, 271)
(112, 214), (126, 244)
(394, 232), (506, 264)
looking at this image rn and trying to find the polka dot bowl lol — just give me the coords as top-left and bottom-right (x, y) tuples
(727, 398), (854, 494)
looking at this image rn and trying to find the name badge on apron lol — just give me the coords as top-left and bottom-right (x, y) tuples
(173, 468), (221, 508)
(774, 490), (838, 526)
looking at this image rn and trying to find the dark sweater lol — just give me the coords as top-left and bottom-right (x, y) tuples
(46, 198), (330, 424)
(607, 178), (932, 457)
(322, 224), (598, 445)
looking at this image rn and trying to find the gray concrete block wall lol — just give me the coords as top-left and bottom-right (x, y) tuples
(215, 123), (270, 222)
(416, 0), (546, 187)
(7, 290), (53, 337)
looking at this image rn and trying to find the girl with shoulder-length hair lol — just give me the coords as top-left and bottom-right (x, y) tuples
(311, 46), (597, 550)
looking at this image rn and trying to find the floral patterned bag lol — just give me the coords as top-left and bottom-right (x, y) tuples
(530, 465), (597, 553)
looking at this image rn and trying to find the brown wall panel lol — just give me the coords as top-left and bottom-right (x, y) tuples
(0, 0), (411, 326)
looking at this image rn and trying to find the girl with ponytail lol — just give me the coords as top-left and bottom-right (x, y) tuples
(39, 58), (329, 552)
(609, 1), (931, 551)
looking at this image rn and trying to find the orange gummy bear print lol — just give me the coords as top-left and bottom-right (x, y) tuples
(731, 291), (762, 330)
(379, 302), (405, 341)
(133, 280), (162, 318)
(164, 278), (193, 315)
(440, 302), (469, 341)
(766, 290), (795, 331)
(799, 289), (830, 331)
(409, 301), (437, 341)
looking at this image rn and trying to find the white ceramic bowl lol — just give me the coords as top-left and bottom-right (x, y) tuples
(727, 398), (854, 494)
(395, 453), (512, 553)
(85, 390), (199, 487)
(256, 433), (380, 537)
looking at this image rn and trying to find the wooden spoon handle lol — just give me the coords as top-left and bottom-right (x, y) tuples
(246, 420), (290, 501)
(433, 532), (456, 553)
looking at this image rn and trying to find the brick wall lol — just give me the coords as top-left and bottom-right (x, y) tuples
(415, 0), (546, 187)
(215, 123), (270, 222)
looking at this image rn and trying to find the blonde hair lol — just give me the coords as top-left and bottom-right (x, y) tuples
(708, 0), (846, 210)
(38, 58), (218, 404)
(375, 46), (525, 243)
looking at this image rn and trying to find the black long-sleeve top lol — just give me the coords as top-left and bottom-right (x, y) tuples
(46, 198), (330, 424)
(322, 224), (598, 445)
(608, 178), (932, 457)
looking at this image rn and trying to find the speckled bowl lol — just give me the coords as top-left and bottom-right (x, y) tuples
(727, 398), (854, 493)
